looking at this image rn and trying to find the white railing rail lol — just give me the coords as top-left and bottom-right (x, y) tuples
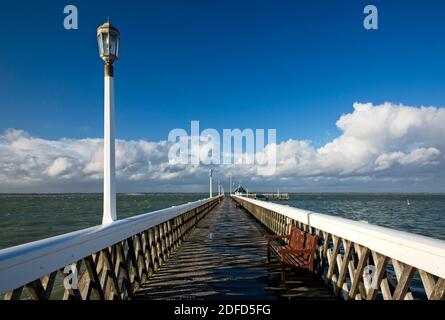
(232, 195), (445, 300)
(0, 195), (223, 298)
(232, 195), (445, 278)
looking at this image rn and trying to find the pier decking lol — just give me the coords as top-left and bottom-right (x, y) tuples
(134, 198), (332, 300)
(1, 194), (444, 300)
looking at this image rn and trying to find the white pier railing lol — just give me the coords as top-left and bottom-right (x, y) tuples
(232, 195), (445, 300)
(0, 195), (223, 300)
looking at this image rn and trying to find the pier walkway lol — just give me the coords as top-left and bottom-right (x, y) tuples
(134, 198), (332, 300)
(1, 194), (444, 300)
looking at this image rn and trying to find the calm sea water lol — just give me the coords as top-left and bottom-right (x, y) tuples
(0, 193), (207, 249)
(0, 193), (444, 250)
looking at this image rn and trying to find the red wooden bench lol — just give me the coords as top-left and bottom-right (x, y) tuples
(265, 226), (319, 285)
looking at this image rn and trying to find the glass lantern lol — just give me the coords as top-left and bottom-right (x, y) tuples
(97, 21), (120, 64)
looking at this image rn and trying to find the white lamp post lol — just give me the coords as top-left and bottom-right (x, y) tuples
(97, 20), (120, 224)
(209, 169), (213, 198)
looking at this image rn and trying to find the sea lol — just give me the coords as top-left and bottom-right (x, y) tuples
(0, 193), (444, 250)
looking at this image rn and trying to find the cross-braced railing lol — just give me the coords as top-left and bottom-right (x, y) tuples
(232, 195), (445, 300)
(0, 195), (223, 300)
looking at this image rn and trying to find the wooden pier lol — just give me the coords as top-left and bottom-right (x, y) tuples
(134, 198), (332, 300)
(258, 193), (289, 201)
(234, 193), (290, 201)
(1, 194), (444, 300)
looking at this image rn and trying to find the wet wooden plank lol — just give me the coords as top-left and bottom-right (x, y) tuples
(134, 198), (333, 300)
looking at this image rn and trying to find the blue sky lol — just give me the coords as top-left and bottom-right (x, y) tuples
(1, 0), (445, 192)
(1, 0), (444, 143)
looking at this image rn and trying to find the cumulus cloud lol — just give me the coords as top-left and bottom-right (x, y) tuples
(270, 102), (445, 178)
(0, 102), (444, 192)
(47, 157), (75, 177)
(374, 148), (441, 171)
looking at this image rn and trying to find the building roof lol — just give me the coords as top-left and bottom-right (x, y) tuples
(233, 185), (247, 194)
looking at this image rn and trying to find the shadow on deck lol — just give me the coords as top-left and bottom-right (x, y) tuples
(134, 198), (333, 300)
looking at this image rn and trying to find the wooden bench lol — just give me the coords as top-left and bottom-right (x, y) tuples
(265, 226), (319, 285)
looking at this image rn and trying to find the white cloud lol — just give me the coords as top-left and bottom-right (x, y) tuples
(374, 148), (441, 171)
(0, 102), (444, 192)
(269, 102), (445, 178)
(47, 157), (75, 177)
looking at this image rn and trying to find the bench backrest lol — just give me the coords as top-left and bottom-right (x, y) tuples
(289, 226), (305, 250)
(304, 234), (318, 251)
(303, 233), (319, 269)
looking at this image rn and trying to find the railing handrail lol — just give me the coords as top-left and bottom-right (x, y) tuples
(0, 195), (223, 295)
(232, 195), (445, 279)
